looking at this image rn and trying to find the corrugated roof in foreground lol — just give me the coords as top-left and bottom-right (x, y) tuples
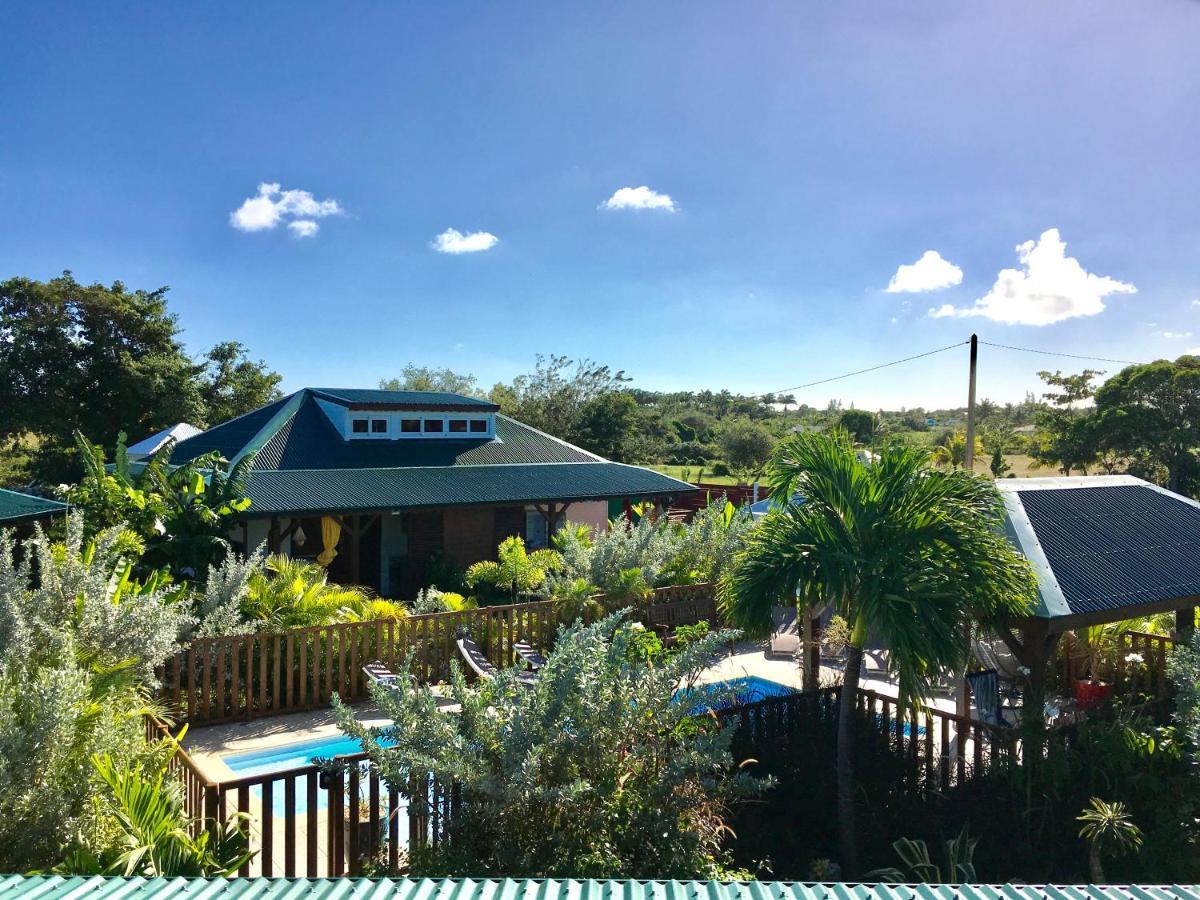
(4, 878), (1199, 900)
(0, 488), (67, 524)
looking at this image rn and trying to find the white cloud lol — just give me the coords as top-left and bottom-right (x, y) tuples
(928, 228), (1135, 326)
(1161, 330), (1193, 339)
(288, 219), (319, 238)
(1192, 299), (1200, 308)
(886, 250), (963, 293)
(230, 182), (343, 234)
(600, 185), (677, 212)
(431, 228), (499, 254)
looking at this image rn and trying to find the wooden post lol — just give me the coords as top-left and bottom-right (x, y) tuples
(1177, 605), (1196, 646)
(268, 517), (280, 553)
(349, 514), (361, 585)
(964, 333), (978, 471)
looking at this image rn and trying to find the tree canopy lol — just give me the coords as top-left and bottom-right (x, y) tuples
(0, 273), (280, 484)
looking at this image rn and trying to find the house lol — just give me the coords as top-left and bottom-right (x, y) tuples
(125, 422), (203, 459)
(0, 487), (67, 531)
(160, 388), (695, 597)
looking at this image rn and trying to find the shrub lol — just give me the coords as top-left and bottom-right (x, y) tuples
(465, 536), (561, 605)
(333, 612), (763, 878)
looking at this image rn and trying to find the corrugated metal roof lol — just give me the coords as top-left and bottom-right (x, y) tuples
(998, 476), (1200, 618)
(4, 877), (1198, 900)
(170, 396), (293, 463)
(0, 488), (67, 524)
(242, 462), (691, 514)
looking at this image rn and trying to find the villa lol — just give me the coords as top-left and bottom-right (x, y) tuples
(156, 387), (695, 597)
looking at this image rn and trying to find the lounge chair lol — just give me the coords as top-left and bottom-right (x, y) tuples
(456, 635), (537, 687)
(965, 668), (1019, 728)
(769, 606), (801, 658)
(513, 640), (548, 670)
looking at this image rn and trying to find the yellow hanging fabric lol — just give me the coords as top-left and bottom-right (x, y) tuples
(316, 516), (341, 566)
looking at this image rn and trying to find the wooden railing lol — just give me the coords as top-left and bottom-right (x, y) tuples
(162, 680), (1011, 878)
(161, 599), (560, 724)
(1116, 630), (1177, 700)
(161, 586), (723, 725)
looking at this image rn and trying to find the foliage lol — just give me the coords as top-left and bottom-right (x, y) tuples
(332, 612), (763, 878)
(931, 430), (984, 470)
(57, 749), (254, 877)
(718, 418), (776, 483)
(1093, 355), (1200, 493)
(838, 410), (881, 446)
(989, 446), (1011, 478)
(1169, 630), (1200, 757)
(489, 354), (631, 448)
(409, 586), (477, 615)
(380, 364), (481, 398)
(196, 341), (283, 427)
(64, 433), (253, 580)
(550, 500), (751, 598)
(1030, 369), (1103, 476)
(0, 517), (187, 871)
(866, 825), (979, 883)
(240, 554), (376, 630)
(1077, 797), (1143, 883)
(549, 577), (604, 622)
(0, 272), (278, 483)
(466, 536), (562, 604)
(719, 430), (1036, 873)
(573, 391), (641, 462)
(190, 548), (264, 638)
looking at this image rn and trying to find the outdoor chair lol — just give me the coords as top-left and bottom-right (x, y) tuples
(362, 660), (407, 695)
(513, 639), (548, 670)
(965, 668), (1020, 728)
(768, 606), (801, 658)
(456, 635), (537, 687)
(972, 636), (1025, 702)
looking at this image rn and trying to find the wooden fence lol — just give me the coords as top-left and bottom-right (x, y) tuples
(1116, 629), (1177, 699)
(161, 583), (718, 725)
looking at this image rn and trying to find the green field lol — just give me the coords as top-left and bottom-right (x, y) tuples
(645, 464), (741, 485)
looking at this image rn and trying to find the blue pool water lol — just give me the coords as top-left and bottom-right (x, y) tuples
(221, 676), (798, 812)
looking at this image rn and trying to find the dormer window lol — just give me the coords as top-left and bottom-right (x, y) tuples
(400, 419), (421, 433)
(351, 419), (369, 434)
(371, 419), (388, 433)
(470, 419), (488, 433)
(449, 419), (468, 433)
(423, 419), (444, 433)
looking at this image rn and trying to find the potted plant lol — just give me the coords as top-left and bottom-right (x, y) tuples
(1073, 624), (1114, 709)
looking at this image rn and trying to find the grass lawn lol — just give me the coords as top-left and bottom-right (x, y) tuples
(645, 464), (741, 485)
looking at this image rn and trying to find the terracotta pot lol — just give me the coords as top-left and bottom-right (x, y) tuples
(1074, 679), (1111, 709)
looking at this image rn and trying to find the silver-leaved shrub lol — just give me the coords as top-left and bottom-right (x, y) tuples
(333, 611), (766, 878)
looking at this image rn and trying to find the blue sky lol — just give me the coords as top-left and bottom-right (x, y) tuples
(2, 2), (1198, 409)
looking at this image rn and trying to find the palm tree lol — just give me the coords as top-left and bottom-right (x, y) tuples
(241, 554), (375, 630)
(1077, 797), (1143, 882)
(719, 431), (1035, 874)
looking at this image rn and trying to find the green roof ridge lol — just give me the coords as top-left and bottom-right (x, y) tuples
(229, 389), (309, 469)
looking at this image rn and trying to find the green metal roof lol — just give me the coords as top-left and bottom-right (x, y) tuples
(5, 877), (1198, 900)
(311, 388), (498, 411)
(0, 488), (67, 524)
(243, 462), (689, 515)
(162, 389), (695, 515)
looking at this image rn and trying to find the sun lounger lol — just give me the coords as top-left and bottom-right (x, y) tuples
(769, 606), (801, 657)
(456, 635), (537, 687)
(513, 640), (548, 670)
(965, 668), (1019, 728)
(362, 660), (404, 693)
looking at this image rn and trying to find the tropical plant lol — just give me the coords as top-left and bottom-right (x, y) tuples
(240, 554), (374, 630)
(549, 577), (604, 622)
(866, 825), (979, 883)
(1077, 797), (1143, 882)
(332, 612), (764, 878)
(719, 430), (1036, 873)
(989, 446), (1011, 479)
(931, 430), (984, 470)
(465, 536), (561, 605)
(57, 749), (253, 876)
(409, 586), (477, 615)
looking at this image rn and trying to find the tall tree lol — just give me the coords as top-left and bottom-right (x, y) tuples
(380, 364), (481, 397)
(0, 273), (203, 481)
(719, 431), (1034, 873)
(838, 409), (881, 445)
(198, 341), (282, 426)
(1092, 355), (1200, 493)
(717, 418), (776, 483)
(1030, 369), (1103, 477)
(489, 355), (630, 440)
(573, 391), (639, 461)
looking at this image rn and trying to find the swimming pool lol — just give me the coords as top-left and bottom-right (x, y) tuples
(679, 676), (797, 713)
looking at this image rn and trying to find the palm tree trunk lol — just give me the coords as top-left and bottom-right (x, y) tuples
(837, 642), (864, 876)
(1089, 843), (1105, 883)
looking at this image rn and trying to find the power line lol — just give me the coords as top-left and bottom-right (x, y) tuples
(764, 340), (969, 397)
(978, 340), (1142, 366)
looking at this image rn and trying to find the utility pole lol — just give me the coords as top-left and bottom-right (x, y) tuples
(964, 333), (978, 472)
